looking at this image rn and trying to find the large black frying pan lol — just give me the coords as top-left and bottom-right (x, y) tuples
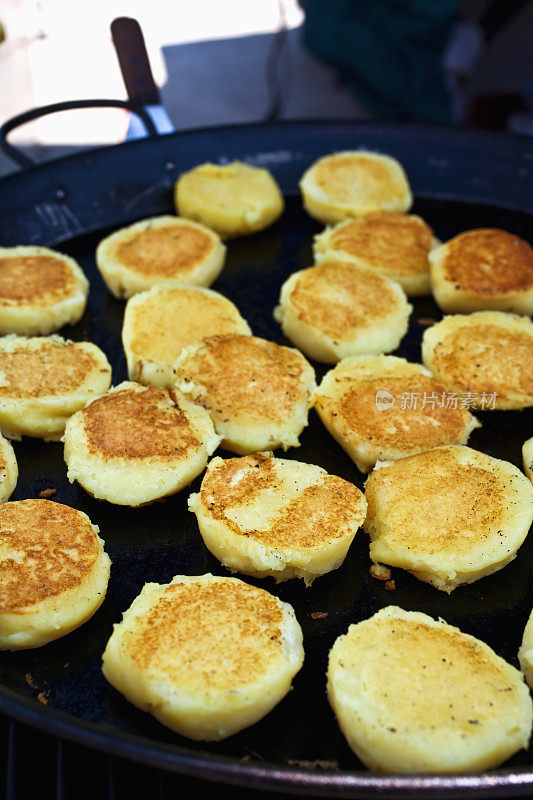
(0, 119), (532, 798)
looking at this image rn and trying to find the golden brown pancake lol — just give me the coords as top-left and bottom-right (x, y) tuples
(364, 445), (533, 592)
(174, 334), (316, 454)
(174, 161), (284, 238)
(122, 285), (251, 388)
(299, 151), (412, 224)
(422, 311), (533, 409)
(0, 246), (88, 335)
(64, 381), (220, 506)
(328, 607), (532, 773)
(430, 229), (533, 313)
(0, 254), (75, 302)
(0, 335), (111, 440)
(313, 212), (437, 295)
(313, 355), (480, 472)
(0, 499), (110, 649)
(96, 216), (226, 298)
(188, 452), (367, 583)
(102, 574), (304, 740)
(274, 260), (411, 362)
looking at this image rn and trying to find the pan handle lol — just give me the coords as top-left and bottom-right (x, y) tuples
(0, 99), (158, 169)
(111, 18), (161, 107)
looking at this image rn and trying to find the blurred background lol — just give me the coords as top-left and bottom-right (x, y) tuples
(0, 0), (532, 176)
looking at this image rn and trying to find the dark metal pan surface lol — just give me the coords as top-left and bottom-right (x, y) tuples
(0, 122), (532, 798)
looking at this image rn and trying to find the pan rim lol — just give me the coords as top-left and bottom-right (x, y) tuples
(2, 684), (533, 798)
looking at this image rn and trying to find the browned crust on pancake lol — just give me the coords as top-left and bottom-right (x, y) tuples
(125, 579), (283, 690)
(314, 155), (405, 205)
(321, 375), (472, 452)
(0, 500), (98, 612)
(329, 213), (433, 276)
(365, 448), (505, 556)
(0, 255), (77, 305)
(176, 335), (310, 422)
(430, 325), (533, 400)
(202, 452), (276, 504)
(0, 342), (100, 398)
(115, 224), (213, 277)
(443, 230), (533, 295)
(289, 262), (399, 336)
(83, 386), (200, 460)
(200, 453), (363, 547)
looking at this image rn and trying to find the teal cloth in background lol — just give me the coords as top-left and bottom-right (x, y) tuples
(302, 0), (458, 123)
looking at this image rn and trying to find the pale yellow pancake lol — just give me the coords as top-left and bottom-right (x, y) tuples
(0, 434), (17, 503)
(122, 284), (251, 388)
(174, 161), (284, 238)
(523, 437), (533, 484)
(102, 574), (304, 740)
(519, 610), (533, 690)
(328, 606), (532, 773)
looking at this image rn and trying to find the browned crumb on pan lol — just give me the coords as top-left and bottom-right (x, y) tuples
(37, 691), (50, 705)
(417, 317), (437, 326)
(25, 673), (38, 689)
(370, 563), (391, 581)
(385, 580), (396, 591)
(38, 488), (56, 499)
(310, 611), (328, 620)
